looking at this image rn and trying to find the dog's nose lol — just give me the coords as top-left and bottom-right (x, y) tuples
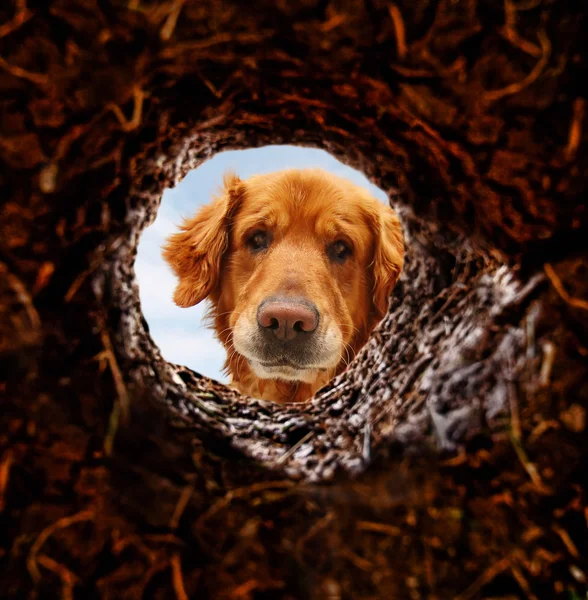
(257, 297), (319, 341)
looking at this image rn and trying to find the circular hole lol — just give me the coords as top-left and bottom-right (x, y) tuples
(135, 145), (394, 388)
(104, 137), (537, 482)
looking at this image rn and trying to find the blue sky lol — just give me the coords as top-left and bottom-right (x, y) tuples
(135, 145), (387, 382)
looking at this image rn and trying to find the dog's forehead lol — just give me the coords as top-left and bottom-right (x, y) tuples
(237, 172), (373, 232)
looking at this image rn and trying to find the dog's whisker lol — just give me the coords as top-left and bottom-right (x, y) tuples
(216, 326), (235, 338)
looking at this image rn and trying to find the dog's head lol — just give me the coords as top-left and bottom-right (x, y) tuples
(162, 169), (404, 385)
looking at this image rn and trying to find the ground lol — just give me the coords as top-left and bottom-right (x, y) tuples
(1, 1), (587, 598)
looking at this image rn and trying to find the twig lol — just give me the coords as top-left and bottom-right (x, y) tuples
(136, 559), (170, 598)
(525, 302), (539, 358)
(64, 262), (99, 302)
(340, 548), (373, 571)
(510, 565), (538, 600)
(296, 513), (335, 556)
(566, 98), (585, 161)
(0, 450), (14, 512)
(357, 520), (402, 536)
(506, 357), (521, 440)
(64, 235), (124, 302)
(277, 431), (314, 465)
(195, 481), (293, 529)
(97, 314), (131, 455)
(320, 13), (346, 32)
(103, 397), (121, 458)
(112, 533), (156, 561)
(36, 555), (79, 600)
(107, 87), (146, 132)
(362, 422), (371, 463)
(509, 431), (548, 493)
(194, 66), (222, 98)
(388, 4), (407, 59)
(527, 419), (560, 444)
(552, 524), (580, 558)
(544, 263), (588, 311)
(233, 580), (259, 597)
(2, 264), (41, 331)
(160, 0), (185, 41)
(0, 55), (48, 86)
(500, 0), (541, 57)
(28, 509), (94, 583)
(159, 32), (251, 57)
(539, 341), (556, 387)
(170, 554), (190, 600)
(169, 481), (195, 529)
(454, 556), (512, 600)
(483, 29), (550, 102)
(0, 0), (33, 39)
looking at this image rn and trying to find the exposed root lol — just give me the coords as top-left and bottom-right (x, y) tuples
(566, 98), (585, 161)
(484, 29), (551, 102)
(0, 0), (33, 40)
(0, 55), (48, 86)
(0, 449), (13, 512)
(509, 431), (550, 494)
(160, 0), (186, 41)
(195, 481), (294, 530)
(545, 263), (588, 311)
(296, 512), (335, 556)
(454, 556), (512, 600)
(539, 341), (556, 388)
(388, 4), (407, 60)
(170, 554), (190, 600)
(168, 480), (196, 529)
(36, 555), (79, 600)
(500, 0), (541, 58)
(97, 314), (131, 455)
(2, 265), (41, 332)
(527, 419), (560, 444)
(27, 509), (95, 583)
(552, 524), (580, 559)
(356, 521), (402, 537)
(320, 14), (346, 33)
(510, 565), (538, 600)
(107, 87), (146, 132)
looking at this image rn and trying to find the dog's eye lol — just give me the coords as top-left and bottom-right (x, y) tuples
(328, 240), (352, 263)
(247, 230), (269, 252)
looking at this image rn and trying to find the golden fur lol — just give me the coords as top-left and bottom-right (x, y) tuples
(162, 168), (404, 404)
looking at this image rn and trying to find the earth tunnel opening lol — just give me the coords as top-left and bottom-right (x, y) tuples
(103, 131), (540, 483)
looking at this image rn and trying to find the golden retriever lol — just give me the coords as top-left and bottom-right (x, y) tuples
(162, 168), (404, 404)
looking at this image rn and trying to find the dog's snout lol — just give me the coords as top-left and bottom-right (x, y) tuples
(257, 297), (319, 341)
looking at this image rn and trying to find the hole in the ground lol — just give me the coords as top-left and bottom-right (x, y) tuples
(135, 145), (392, 388)
(103, 132), (544, 483)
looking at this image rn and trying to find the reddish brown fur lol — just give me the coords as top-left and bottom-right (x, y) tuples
(162, 169), (404, 404)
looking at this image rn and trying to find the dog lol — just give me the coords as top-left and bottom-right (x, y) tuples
(162, 168), (404, 404)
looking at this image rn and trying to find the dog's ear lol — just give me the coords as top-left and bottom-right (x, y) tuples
(162, 172), (244, 308)
(371, 203), (404, 320)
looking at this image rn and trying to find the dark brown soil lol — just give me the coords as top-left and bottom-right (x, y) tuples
(1, 1), (587, 598)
